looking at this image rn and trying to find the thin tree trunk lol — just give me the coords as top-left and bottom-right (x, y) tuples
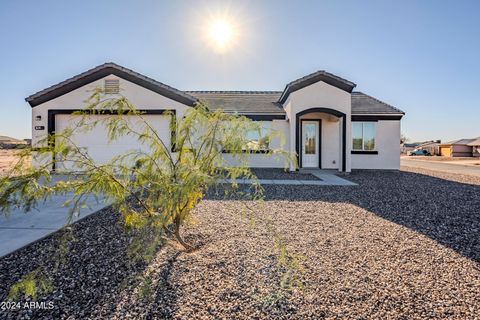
(174, 221), (194, 252)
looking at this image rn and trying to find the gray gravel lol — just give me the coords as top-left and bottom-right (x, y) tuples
(1, 167), (479, 319)
(251, 168), (320, 180)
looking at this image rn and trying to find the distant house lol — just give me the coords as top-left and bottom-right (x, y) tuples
(401, 143), (419, 154)
(439, 138), (477, 157)
(417, 140), (441, 156)
(467, 138), (480, 157)
(0, 136), (28, 148)
(401, 140), (441, 155)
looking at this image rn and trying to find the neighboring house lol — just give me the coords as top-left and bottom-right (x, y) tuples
(467, 138), (480, 157)
(401, 143), (419, 154)
(417, 140), (441, 156)
(26, 63), (405, 172)
(439, 138), (476, 157)
(0, 135), (28, 148)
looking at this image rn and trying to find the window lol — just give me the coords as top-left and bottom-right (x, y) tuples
(352, 122), (376, 151)
(245, 121), (271, 151)
(303, 123), (316, 154)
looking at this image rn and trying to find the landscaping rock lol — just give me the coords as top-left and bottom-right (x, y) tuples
(0, 167), (479, 319)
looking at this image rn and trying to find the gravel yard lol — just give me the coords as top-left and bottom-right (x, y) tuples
(0, 167), (479, 319)
(251, 168), (320, 180)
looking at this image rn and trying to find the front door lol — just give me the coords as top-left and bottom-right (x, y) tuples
(302, 121), (319, 168)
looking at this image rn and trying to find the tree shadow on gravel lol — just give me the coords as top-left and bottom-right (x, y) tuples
(218, 170), (480, 263)
(0, 206), (163, 320)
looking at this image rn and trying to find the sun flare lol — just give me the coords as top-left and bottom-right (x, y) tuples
(206, 18), (236, 53)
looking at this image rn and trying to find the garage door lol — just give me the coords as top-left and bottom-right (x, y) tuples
(439, 146), (451, 157)
(55, 114), (171, 170)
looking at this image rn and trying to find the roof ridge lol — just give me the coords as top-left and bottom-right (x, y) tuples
(352, 91), (404, 114)
(186, 90), (283, 94)
(287, 70), (356, 88)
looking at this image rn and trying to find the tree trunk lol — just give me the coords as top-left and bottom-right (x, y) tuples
(174, 221), (195, 252)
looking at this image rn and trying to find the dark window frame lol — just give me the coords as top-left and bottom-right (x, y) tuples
(352, 121), (377, 152)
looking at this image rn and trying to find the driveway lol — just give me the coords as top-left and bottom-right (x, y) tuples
(0, 175), (109, 257)
(401, 157), (480, 177)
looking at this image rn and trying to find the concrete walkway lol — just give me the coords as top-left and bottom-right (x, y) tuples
(226, 170), (357, 186)
(0, 192), (109, 258)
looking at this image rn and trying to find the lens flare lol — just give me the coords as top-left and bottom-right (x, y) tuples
(206, 18), (238, 53)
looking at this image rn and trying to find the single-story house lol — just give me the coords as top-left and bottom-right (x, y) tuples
(439, 139), (477, 157)
(401, 143), (420, 154)
(417, 140), (441, 156)
(26, 63), (405, 172)
(467, 138), (480, 157)
(0, 135), (28, 148)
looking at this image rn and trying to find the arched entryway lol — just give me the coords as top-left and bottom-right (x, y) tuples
(295, 107), (347, 172)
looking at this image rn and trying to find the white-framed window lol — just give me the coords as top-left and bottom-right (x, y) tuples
(352, 122), (376, 151)
(245, 121), (271, 150)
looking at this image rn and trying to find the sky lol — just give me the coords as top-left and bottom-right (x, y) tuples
(0, 0), (479, 142)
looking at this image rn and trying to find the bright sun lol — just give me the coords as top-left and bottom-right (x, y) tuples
(207, 19), (235, 53)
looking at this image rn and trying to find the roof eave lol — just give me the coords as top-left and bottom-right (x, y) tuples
(26, 63), (198, 108)
(278, 71), (357, 104)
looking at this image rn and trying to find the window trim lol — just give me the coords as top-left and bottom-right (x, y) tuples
(352, 121), (377, 152)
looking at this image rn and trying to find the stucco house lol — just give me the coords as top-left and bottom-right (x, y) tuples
(26, 63), (405, 172)
(467, 138), (480, 157)
(439, 139), (476, 157)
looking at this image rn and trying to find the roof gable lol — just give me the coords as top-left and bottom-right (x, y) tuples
(278, 70), (356, 104)
(26, 63), (198, 107)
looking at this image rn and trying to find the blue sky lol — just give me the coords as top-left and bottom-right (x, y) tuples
(1, 0), (479, 142)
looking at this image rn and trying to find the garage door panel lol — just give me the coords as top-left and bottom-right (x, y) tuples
(55, 114), (170, 170)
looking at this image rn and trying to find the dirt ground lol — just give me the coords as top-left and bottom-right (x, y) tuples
(0, 149), (30, 175)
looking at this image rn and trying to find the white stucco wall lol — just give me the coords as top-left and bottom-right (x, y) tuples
(31, 74), (191, 147)
(221, 119), (290, 168)
(283, 81), (352, 171)
(351, 120), (401, 170)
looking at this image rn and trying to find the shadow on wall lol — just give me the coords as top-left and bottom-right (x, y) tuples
(254, 170), (480, 263)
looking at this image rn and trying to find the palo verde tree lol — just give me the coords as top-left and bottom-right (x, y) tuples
(0, 89), (293, 256)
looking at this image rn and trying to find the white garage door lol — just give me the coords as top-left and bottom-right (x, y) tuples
(55, 114), (171, 170)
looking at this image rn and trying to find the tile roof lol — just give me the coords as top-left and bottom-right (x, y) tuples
(442, 138), (480, 146)
(467, 138), (480, 146)
(187, 91), (284, 114)
(187, 91), (404, 116)
(351, 92), (404, 114)
(25, 62), (404, 117)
